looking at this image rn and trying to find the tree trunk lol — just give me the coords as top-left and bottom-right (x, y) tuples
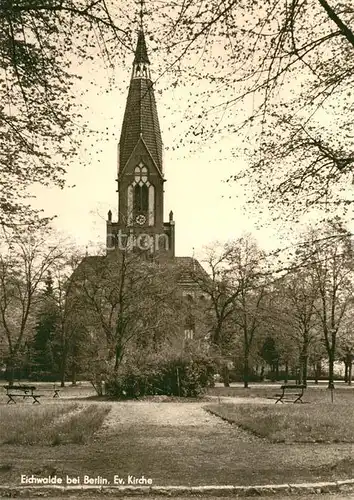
(243, 354), (249, 388)
(284, 361), (289, 383)
(221, 364), (230, 387)
(344, 360), (349, 383)
(349, 359), (353, 386)
(114, 343), (124, 372)
(71, 361), (77, 386)
(60, 356), (66, 388)
(302, 355), (308, 387)
(328, 354), (335, 389)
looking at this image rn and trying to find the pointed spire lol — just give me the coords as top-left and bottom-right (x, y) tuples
(134, 30), (150, 65)
(119, 16), (163, 172)
(132, 29), (151, 79)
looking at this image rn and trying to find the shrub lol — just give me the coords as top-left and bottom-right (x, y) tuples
(106, 353), (216, 399)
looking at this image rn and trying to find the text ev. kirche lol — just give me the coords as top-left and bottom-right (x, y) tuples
(20, 474), (153, 485)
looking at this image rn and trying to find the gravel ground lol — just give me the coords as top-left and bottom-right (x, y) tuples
(95, 401), (261, 443)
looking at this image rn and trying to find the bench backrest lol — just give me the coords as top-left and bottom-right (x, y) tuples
(4, 385), (36, 391)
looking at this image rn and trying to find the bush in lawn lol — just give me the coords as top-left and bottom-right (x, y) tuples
(106, 352), (216, 399)
(106, 360), (161, 399)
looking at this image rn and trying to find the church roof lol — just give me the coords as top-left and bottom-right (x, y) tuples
(74, 255), (208, 288)
(168, 257), (209, 284)
(119, 31), (163, 172)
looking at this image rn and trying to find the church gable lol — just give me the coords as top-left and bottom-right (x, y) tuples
(120, 137), (163, 181)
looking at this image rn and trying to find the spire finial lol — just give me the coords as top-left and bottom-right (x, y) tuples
(139, 0), (144, 31)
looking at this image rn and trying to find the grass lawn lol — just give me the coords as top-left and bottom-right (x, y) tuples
(2, 384), (354, 488)
(206, 402), (354, 443)
(0, 402), (109, 445)
(207, 384), (354, 403)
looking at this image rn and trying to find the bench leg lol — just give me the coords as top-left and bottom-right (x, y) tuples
(7, 396), (16, 404)
(293, 396), (303, 403)
(32, 397), (40, 404)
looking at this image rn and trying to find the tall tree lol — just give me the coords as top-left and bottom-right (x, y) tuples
(276, 269), (319, 386)
(71, 251), (183, 385)
(151, 0), (354, 215)
(0, 226), (65, 384)
(300, 221), (354, 388)
(191, 243), (241, 386)
(32, 272), (59, 375)
(227, 236), (268, 388)
(0, 0), (131, 224)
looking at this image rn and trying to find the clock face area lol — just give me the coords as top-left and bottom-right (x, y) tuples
(135, 214), (146, 226)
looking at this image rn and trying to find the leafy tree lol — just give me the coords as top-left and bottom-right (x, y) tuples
(298, 221), (354, 388)
(191, 243), (243, 386)
(193, 236), (269, 387)
(260, 337), (279, 380)
(32, 278), (59, 375)
(0, 0), (131, 224)
(228, 236), (268, 388)
(70, 250), (183, 385)
(275, 269), (319, 386)
(0, 227), (66, 383)
(152, 0), (354, 216)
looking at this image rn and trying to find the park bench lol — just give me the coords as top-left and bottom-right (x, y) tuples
(4, 385), (43, 404)
(39, 385), (60, 398)
(274, 384), (306, 404)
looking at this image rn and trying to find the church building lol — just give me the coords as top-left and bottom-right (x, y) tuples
(77, 27), (209, 351)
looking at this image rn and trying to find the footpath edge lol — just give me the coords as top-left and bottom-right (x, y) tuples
(1, 480), (354, 497)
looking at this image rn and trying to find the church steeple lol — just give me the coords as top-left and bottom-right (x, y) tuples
(107, 21), (175, 259)
(118, 28), (163, 173)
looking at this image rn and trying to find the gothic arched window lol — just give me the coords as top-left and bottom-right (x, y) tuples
(134, 184), (149, 212)
(127, 162), (154, 225)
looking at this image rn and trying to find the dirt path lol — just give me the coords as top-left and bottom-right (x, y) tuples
(95, 401), (260, 442)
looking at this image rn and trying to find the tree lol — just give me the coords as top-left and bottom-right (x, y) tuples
(71, 250), (183, 386)
(32, 272), (59, 376)
(276, 268), (319, 386)
(260, 337), (279, 381)
(49, 249), (88, 387)
(191, 243), (242, 386)
(193, 236), (269, 387)
(0, 0), (131, 224)
(0, 226), (66, 384)
(299, 221), (354, 388)
(151, 0), (354, 215)
(227, 236), (268, 388)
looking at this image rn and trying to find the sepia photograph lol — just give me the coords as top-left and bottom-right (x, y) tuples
(0, 0), (354, 499)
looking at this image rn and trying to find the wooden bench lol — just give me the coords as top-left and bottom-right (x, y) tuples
(53, 386), (60, 398)
(274, 384), (306, 404)
(38, 386), (61, 398)
(7, 393), (43, 404)
(4, 385), (43, 404)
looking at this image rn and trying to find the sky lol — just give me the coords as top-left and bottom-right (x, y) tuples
(29, 33), (289, 260)
(28, 6), (353, 261)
